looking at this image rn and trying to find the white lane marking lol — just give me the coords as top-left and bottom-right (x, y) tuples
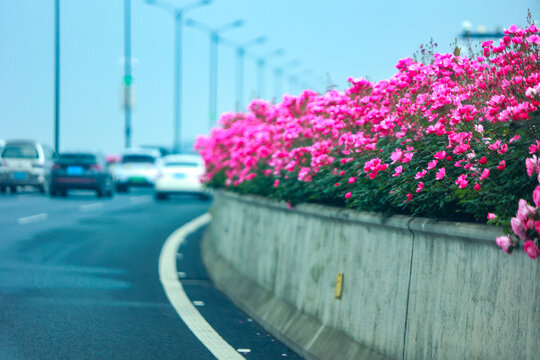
(17, 213), (48, 225)
(130, 196), (151, 204)
(79, 202), (104, 211)
(178, 272), (187, 278)
(159, 213), (245, 360)
(193, 301), (205, 307)
(237, 349), (251, 354)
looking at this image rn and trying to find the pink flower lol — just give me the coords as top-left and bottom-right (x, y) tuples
(402, 153), (414, 163)
(455, 174), (468, 188)
(487, 213), (497, 220)
(416, 182), (424, 193)
(536, 221), (540, 234)
(273, 179), (280, 187)
(525, 156), (539, 176)
(498, 144), (508, 154)
(406, 193), (413, 202)
(436, 168), (446, 180)
(393, 166), (403, 177)
(496, 235), (514, 254)
(286, 202), (294, 209)
(523, 241), (540, 259)
(480, 168), (490, 180)
(534, 185), (540, 208)
(427, 160), (438, 169)
(345, 192), (352, 199)
(434, 151), (447, 160)
(415, 169), (427, 179)
(511, 217), (527, 241)
(478, 156), (487, 165)
(390, 149), (403, 163)
(474, 184), (481, 191)
(348, 177), (356, 184)
(497, 161), (506, 171)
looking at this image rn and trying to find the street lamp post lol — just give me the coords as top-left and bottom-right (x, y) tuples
(123, 0), (132, 149)
(255, 48), (284, 100)
(234, 36), (266, 111)
(54, 0), (60, 153)
(145, 0), (211, 153)
(186, 18), (244, 129)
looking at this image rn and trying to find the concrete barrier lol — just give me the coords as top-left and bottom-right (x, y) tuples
(202, 190), (539, 360)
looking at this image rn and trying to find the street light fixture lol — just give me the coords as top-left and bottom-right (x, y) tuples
(234, 36), (267, 111)
(255, 48), (284, 100)
(145, 0), (212, 153)
(186, 18), (245, 129)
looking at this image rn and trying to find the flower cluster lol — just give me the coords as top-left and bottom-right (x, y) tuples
(196, 23), (540, 259)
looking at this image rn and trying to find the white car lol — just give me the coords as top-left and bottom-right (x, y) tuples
(114, 148), (161, 192)
(154, 154), (207, 200)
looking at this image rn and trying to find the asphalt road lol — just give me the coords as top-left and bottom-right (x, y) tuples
(0, 188), (300, 359)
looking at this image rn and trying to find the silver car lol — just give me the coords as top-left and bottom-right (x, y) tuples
(0, 140), (55, 193)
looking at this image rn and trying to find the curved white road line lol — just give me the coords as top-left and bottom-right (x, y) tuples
(159, 213), (245, 360)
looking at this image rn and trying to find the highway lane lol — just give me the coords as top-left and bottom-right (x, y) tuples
(0, 189), (300, 359)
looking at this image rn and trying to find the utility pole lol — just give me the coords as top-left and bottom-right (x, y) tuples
(145, 0), (211, 154)
(54, 0), (60, 153)
(123, 0), (132, 149)
(186, 18), (244, 129)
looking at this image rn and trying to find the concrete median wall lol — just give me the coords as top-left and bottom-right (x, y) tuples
(202, 190), (539, 360)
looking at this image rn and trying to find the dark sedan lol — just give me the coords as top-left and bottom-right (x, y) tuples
(50, 152), (113, 197)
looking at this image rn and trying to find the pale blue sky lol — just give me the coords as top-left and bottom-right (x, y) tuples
(0, 0), (538, 154)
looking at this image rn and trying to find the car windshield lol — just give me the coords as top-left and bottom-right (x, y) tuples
(122, 155), (156, 164)
(58, 154), (97, 164)
(165, 161), (199, 167)
(1, 145), (39, 159)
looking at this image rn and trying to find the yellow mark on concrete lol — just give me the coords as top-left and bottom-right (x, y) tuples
(334, 272), (344, 299)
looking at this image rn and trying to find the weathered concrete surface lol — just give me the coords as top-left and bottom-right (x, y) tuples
(204, 190), (539, 360)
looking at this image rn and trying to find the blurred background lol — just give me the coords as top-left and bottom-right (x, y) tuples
(0, 0), (538, 155)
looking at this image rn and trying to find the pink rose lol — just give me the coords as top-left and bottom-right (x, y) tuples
(487, 213), (497, 220)
(415, 169), (427, 179)
(345, 192), (352, 199)
(511, 217), (527, 240)
(496, 235), (514, 254)
(533, 185), (540, 208)
(523, 240), (540, 259)
(436, 167), (446, 180)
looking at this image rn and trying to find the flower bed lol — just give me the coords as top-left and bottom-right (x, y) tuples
(195, 23), (540, 259)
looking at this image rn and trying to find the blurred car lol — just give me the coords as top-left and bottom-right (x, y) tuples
(154, 154), (207, 200)
(114, 148), (161, 192)
(49, 152), (113, 197)
(0, 139), (55, 193)
(140, 145), (171, 158)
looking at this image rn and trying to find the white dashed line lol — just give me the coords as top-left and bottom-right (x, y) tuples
(193, 301), (205, 307)
(17, 213), (48, 225)
(159, 213), (245, 360)
(130, 196), (151, 204)
(79, 202), (104, 211)
(237, 349), (251, 354)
